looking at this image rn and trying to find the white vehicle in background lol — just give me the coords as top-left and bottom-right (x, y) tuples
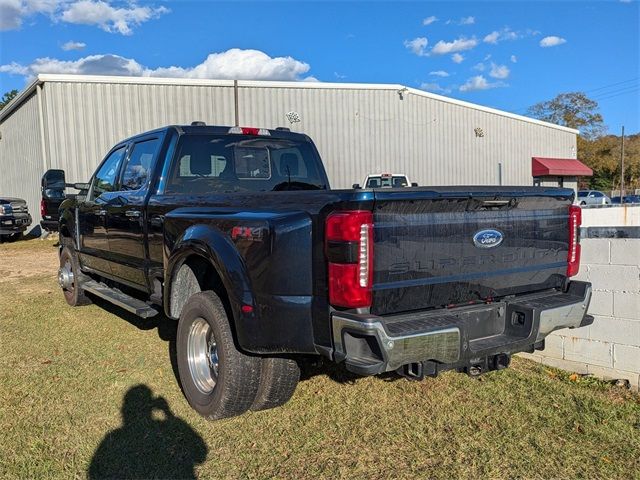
(353, 173), (418, 189)
(576, 190), (612, 206)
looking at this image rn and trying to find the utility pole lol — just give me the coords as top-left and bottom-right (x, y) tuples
(620, 126), (625, 198)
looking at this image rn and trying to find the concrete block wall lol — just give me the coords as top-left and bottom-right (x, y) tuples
(522, 235), (640, 389)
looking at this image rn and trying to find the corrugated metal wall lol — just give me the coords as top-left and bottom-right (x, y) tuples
(238, 85), (576, 188)
(1, 77), (577, 228)
(42, 81), (236, 184)
(0, 92), (44, 232)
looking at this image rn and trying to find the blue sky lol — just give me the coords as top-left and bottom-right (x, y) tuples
(1, 0), (638, 133)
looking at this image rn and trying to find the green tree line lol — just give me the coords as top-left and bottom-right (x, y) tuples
(528, 92), (639, 193)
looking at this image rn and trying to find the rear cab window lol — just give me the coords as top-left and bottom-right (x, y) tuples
(165, 134), (327, 194)
(366, 175), (409, 188)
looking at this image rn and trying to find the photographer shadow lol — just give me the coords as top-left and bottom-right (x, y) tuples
(88, 384), (207, 479)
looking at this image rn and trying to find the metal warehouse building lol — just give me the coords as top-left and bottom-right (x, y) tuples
(0, 74), (585, 229)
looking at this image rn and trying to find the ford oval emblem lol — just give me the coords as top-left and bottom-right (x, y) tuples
(473, 229), (504, 249)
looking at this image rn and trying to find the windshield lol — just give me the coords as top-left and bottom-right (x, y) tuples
(165, 134), (327, 194)
(366, 176), (409, 188)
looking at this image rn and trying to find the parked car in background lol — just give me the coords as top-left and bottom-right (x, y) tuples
(0, 197), (32, 241)
(611, 195), (640, 204)
(353, 173), (418, 189)
(577, 190), (611, 206)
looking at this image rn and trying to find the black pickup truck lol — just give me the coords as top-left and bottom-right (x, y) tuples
(50, 124), (593, 420)
(0, 197), (32, 241)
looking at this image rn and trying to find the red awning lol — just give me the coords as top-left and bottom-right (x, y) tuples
(532, 157), (593, 177)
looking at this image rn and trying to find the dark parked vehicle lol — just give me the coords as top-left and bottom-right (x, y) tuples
(611, 195), (640, 204)
(51, 124), (593, 419)
(0, 197), (32, 241)
(40, 170), (68, 232)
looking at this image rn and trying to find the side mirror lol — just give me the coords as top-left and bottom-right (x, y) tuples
(411, 182), (418, 187)
(42, 169), (65, 189)
(42, 169), (66, 199)
(352, 184), (361, 189)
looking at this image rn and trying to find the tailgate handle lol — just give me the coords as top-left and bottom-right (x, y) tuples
(481, 200), (511, 206)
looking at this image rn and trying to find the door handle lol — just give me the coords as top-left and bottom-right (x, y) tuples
(125, 210), (141, 218)
(94, 209), (107, 216)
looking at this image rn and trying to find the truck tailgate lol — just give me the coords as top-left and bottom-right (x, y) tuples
(372, 187), (574, 315)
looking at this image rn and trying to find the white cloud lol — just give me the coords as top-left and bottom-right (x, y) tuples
(451, 53), (464, 63)
(420, 82), (451, 94)
(429, 70), (449, 77)
(404, 37), (428, 56)
(473, 62), (485, 71)
(61, 1), (169, 35)
(483, 28), (518, 44)
(0, 49), (312, 82)
(510, 54), (517, 63)
(61, 40), (86, 51)
(431, 36), (478, 55)
(459, 75), (506, 92)
(459, 16), (475, 25)
(334, 71), (347, 80)
(489, 63), (510, 79)
(483, 31), (499, 44)
(0, 0), (168, 34)
(540, 35), (567, 47)
(422, 15), (437, 26)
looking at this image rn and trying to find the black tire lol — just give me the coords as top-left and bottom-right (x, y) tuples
(8, 232), (22, 242)
(250, 357), (300, 412)
(176, 291), (261, 420)
(59, 245), (92, 307)
(580, 201), (586, 206)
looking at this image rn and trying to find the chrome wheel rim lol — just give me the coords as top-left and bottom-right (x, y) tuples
(58, 258), (74, 292)
(187, 318), (218, 395)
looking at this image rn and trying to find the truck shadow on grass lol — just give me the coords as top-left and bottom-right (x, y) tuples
(87, 384), (208, 480)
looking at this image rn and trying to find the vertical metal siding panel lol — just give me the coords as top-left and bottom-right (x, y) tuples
(43, 81), (236, 185)
(0, 93), (45, 229)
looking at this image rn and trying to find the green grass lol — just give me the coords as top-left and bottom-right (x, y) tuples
(1, 239), (639, 479)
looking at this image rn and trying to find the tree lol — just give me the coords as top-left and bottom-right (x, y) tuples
(0, 89), (18, 111)
(527, 92), (606, 139)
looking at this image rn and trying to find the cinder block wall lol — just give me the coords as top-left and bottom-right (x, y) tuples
(522, 235), (640, 389)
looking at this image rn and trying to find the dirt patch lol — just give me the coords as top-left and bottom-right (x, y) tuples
(0, 238), (59, 283)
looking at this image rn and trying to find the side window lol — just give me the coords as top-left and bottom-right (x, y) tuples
(366, 178), (381, 188)
(593, 192), (603, 198)
(120, 138), (160, 191)
(91, 146), (126, 199)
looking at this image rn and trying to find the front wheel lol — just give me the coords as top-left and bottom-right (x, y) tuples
(176, 291), (262, 420)
(58, 246), (91, 306)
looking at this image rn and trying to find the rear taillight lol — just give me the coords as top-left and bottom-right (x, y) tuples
(40, 198), (46, 217)
(326, 210), (373, 308)
(567, 205), (582, 277)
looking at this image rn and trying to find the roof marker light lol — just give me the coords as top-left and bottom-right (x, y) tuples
(228, 127), (271, 136)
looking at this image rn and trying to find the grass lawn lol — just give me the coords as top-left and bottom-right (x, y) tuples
(1, 239), (639, 479)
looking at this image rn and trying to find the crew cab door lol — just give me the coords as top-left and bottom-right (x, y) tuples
(106, 135), (163, 289)
(78, 144), (128, 275)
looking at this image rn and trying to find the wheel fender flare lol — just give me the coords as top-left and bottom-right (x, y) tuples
(165, 225), (254, 327)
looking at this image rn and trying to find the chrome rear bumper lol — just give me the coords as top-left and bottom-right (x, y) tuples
(331, 281), (592, 376)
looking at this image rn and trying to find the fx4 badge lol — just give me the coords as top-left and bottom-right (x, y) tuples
(231, 226), (264, 241)
(473, 229), (503, 249)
